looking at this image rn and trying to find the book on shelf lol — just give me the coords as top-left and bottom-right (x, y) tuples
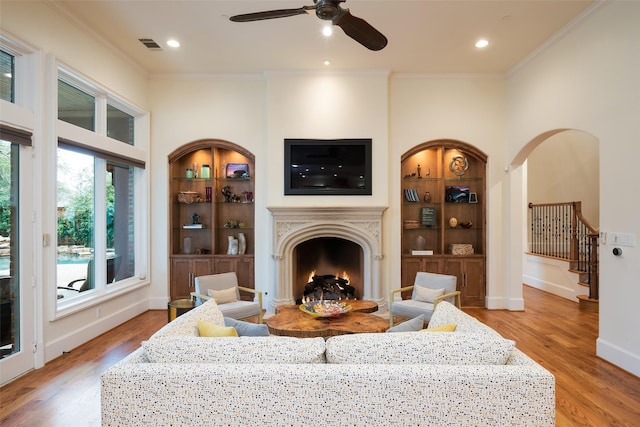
(421, 207), (436, 226)
(183, 224), (204, 229)
(404, 188), (419, 202)
(411, 250), (434, 256)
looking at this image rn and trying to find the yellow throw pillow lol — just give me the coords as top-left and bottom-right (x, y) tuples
(197, 320), (238, 337)
(422, 323), (457, 332)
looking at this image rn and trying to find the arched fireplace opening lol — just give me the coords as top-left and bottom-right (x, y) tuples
(293, 237), (363, 303)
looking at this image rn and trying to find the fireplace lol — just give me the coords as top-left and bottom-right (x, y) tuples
(294, 237), (362, 302)
(268, 206), (387, 310)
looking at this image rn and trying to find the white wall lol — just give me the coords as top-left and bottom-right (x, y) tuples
(389, 75), (508, 307)
(506, 1), (640, 376)
(1, 1), (150, 364)
(148, 71), (390, 309)
(147, 75), (266, 307)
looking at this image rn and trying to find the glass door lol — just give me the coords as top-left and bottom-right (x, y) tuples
(0, 140), (35, 385)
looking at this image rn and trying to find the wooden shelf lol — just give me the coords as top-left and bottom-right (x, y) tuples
(400, 140), (487, 307)
(168, 140), (255, 299)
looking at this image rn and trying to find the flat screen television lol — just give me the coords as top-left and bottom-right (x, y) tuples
(284, 138), (372, 195)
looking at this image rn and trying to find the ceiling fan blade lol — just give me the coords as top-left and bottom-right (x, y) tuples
(334, 10), (387, 51)
(230, 7), (313, 22)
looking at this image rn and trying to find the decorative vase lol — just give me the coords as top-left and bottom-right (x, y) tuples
(423, 191), (431, 202)
(183, 236), (192, 254)
(238, 233), (246, 255)
(227, 236), (238, 255)
(414, 235), (426, 251)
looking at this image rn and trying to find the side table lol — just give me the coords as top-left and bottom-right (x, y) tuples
(167, 298), (195, 322)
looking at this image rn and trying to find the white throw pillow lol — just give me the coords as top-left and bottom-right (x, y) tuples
(207, 286), (238, 304)
(414, 286), (445, 303)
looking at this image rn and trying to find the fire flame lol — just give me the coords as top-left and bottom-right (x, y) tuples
(340, 271), (349, 284)
(307, 270), (316, 283)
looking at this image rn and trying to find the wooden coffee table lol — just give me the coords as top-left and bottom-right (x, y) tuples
(266, 300), (388, 338)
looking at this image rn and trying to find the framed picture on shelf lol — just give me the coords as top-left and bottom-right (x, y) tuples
(445, 185), (470, 203)
(469, 192), (478, 203)
(225, 163), (250, 179)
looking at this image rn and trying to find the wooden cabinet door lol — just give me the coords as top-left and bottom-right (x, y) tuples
(213, 256), (254, 296)
(192, 258), (213, 283)
(170, 257), (213, 300)
(401, 256), (444, 300)
(234, 256), (254, 289)
(401, 257), (423, 289)
(170, 258), (192, 299)
(460, 258), (485, 307)
(213, 256), (234, 274)
(444, 257), (485, 307)
(444, 258), (464, 296)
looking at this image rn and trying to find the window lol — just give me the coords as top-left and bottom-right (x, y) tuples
(106, 161), (135, 284)
(0, 139), (20, 358)
(55, 68), (147, 310)
(58, 79), (95, 131)
(107, 104), (134, 145)
(0, 50), (14, 102)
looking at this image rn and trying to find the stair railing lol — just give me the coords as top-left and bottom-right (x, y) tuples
(528, 201), (599, 299)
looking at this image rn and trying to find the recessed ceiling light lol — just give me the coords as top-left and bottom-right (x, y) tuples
(322, 26), (333, 37)
(475, 39), (489, 48)
(167, 39), (180, 48)
(324, 60), (331, 66)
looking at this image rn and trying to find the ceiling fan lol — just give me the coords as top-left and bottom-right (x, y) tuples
(229, 0), (388, 51)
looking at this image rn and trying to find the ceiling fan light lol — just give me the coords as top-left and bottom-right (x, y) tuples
(322, 25), (333, 37)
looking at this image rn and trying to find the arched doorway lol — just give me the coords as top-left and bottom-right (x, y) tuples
(507, 129), (599, 307)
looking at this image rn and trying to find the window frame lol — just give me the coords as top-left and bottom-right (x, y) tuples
(53, 62), (149, 318)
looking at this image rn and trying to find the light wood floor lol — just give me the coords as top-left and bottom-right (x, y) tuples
(1, 286), (639, 426)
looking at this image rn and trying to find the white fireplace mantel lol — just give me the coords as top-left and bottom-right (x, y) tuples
(267, 206), (388, 310)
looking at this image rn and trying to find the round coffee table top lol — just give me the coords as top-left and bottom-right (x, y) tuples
(275, 299), (378, 314)
(266, 300), (387, 338)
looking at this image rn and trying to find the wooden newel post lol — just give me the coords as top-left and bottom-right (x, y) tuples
(588, 233), (599, 300)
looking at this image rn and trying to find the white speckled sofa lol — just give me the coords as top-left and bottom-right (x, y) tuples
(101, 299), (555, 426)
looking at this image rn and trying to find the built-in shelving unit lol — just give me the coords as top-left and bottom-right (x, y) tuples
(401, 140), (487, 307)
(168, 140), (255, 300)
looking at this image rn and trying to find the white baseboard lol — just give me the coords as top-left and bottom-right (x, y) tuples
(485, 296), (524, 311)
(149, 296), (171, 310)
(523, 275), (578, 301)
(597, 337), (640, 377)
(44, 299), (148, 364)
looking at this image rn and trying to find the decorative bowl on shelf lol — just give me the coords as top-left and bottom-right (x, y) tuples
(299, 300), (352, 317)
(403, 220), (420, 229)
(177, 191), (201, 204)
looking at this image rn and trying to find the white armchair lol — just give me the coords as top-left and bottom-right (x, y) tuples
(191, 272), (263, 323)
(389, 272), (461, 328)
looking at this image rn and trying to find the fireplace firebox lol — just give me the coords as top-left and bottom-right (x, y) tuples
(293, 237), (362, 303)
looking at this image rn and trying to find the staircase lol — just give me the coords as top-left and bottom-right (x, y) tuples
(527, 201), (599, 310)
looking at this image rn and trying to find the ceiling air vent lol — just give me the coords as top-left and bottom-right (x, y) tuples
(138, 38), (162, 50)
